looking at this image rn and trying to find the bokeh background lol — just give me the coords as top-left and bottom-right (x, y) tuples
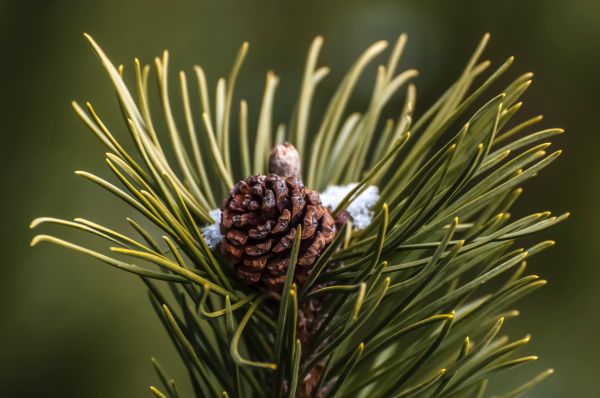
(1, 0), (598, 396)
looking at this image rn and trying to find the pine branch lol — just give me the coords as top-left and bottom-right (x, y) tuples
(31, 32), (566, 398)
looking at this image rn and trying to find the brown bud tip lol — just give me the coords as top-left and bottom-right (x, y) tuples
(269, 143), (301, 179)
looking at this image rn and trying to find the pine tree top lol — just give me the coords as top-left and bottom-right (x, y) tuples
(31, 32), (567, 397)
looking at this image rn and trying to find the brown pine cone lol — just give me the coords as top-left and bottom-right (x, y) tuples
(220, 174), (336, 288)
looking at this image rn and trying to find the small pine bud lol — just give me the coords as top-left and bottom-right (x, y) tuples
(268, 143), (301, 179)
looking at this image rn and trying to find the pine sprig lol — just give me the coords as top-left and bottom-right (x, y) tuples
(31, 32), (567, 397)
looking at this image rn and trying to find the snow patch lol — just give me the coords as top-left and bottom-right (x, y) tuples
(201, 208), (223, 249)
(320, 183), (379, 230)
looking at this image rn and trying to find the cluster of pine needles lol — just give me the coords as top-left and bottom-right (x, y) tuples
(31, 33), (567, 397)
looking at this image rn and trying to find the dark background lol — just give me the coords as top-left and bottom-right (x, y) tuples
(1, 0), (598, 396)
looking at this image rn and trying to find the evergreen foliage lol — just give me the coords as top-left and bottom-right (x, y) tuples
(31, 33), (567, 397)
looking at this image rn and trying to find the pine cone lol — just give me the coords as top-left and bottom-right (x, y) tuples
(220, 174), (336, 288)
(297, 295), (324, 345)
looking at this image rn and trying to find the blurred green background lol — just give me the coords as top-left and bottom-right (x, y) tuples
(1, 0), (598, 396)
